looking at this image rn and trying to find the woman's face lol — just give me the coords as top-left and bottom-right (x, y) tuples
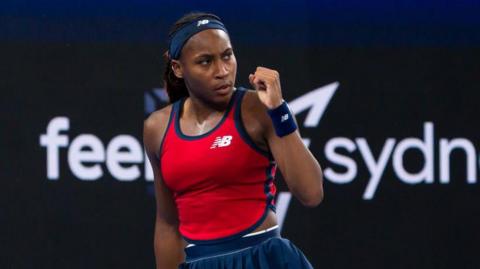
(172, 29), (237, 105)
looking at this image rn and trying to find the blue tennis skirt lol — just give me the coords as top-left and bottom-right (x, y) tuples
(179, 227), (314, 269)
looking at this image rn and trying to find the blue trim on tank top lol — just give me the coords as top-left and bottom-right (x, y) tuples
(157, 104), (176, 161)
(174, 89), (238, 141)
(155, 104), (176, 190)
(265, 161), (277, 213)
(233, 88), (273, 160)
(182, 207), (274, 245)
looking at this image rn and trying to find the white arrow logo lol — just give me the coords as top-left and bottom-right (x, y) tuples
(289, 82), (339, 127)
(276, 82), (339, 231)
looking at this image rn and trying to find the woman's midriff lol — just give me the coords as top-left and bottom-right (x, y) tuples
(252, 209), (278, 233)
(180, 210), (278, 248)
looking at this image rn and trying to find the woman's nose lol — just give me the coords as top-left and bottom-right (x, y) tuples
(215, 61), (229, 78)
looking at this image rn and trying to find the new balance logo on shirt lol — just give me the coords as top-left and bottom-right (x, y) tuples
(210, 135), (233, 149)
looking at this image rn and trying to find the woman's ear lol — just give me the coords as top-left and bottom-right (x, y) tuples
(171, 60), (183, 79)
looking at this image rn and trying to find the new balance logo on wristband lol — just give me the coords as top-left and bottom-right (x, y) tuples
(197, 20), (209, 27)
(210, 135), (233, 149)
(281, 114), (289, 122)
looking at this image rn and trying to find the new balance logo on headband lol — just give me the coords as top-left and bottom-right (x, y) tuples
(210, 136), (233, 149)
(197, 20), (210, 27)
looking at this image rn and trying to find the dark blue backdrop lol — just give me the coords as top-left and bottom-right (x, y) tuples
(2, 0), (480, 45)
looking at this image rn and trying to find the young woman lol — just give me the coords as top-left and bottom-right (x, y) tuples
(143, 12), (323, 269)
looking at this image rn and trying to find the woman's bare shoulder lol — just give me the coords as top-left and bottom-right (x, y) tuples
(241, 89), (270, 123)
(238, 89), (272, 147)
(144, 105), (173, 131)
(144, 104), (173, 154)
(241, 89), (266, 110)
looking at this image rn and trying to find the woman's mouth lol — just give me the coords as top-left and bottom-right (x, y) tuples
(214, 84), (231, 94)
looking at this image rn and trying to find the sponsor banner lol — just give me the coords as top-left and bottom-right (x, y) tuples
(4, 44), (480, 268)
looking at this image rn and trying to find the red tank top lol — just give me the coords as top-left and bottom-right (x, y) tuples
(159, 88), (277, 243)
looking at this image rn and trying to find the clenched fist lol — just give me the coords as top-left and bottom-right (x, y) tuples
(249, 67), (284, 109)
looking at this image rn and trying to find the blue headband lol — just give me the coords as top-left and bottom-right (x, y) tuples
(168, 18), (228, 60)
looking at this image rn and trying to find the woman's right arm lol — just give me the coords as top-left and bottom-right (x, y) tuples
(144, 107), (186, 269)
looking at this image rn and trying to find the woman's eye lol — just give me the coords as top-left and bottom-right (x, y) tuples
(198, 59), (210, 65)
(223, 53), (232, 60)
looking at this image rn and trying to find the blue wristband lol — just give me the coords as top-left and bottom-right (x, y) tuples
(267, 101), (298, 137)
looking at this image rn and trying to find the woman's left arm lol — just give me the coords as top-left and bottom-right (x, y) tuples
(249, 67), (324, 207)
